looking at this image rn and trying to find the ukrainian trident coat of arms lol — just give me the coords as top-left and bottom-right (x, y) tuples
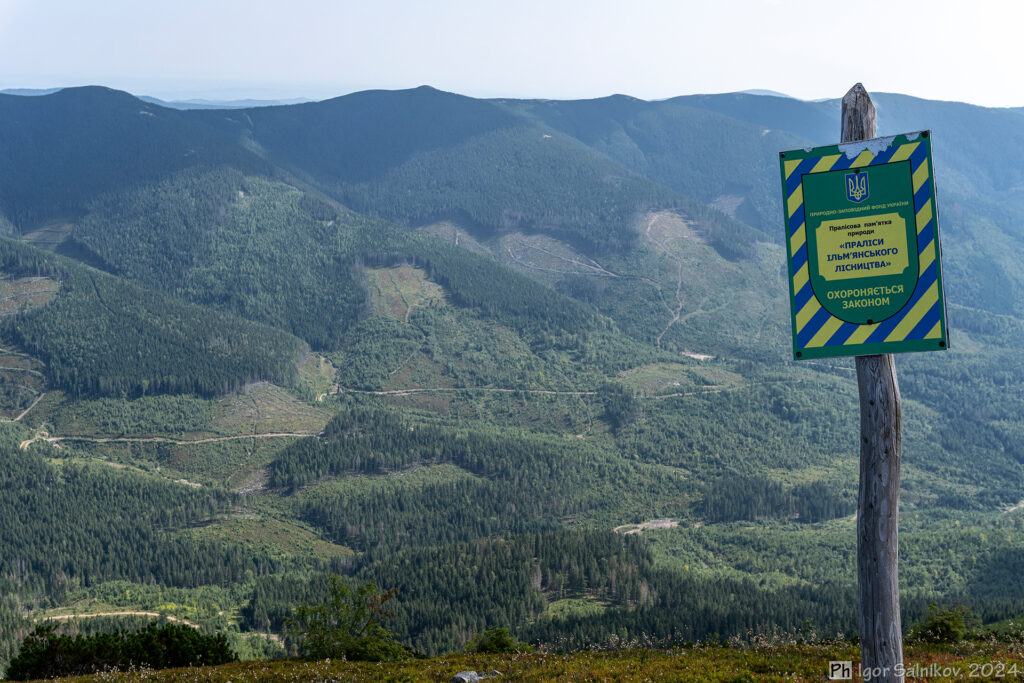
(846, 172), (868, 203)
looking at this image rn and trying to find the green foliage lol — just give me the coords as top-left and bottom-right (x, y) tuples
(701, 474), (855, 524)
(239, 528), (862, 655)
(330, 317), (424, 389)
(465, 627), (533, 654)
(5, 622), (236, 680)
(527, 572), (856, 649)
(908, 603), (976, 643)
(0, 444), (277, 597)
(0, 595), (32, 679)
(402, 247), (598, 337)
(244, 530), (653, 655)
(0, 238), (306, 397)
(72, 166), (602, 352)
(74, 169), (366, 349)
(270, 406), (689, 551)
(286, 576), (407, 662)
(48, 394), (213, 436)
(600, 382), (638, 434)
(228, 632), (286, 662)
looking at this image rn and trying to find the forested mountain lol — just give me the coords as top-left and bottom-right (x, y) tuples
(1, 85), (1023, 674)
(67, 166), (603, 350)
(0, 239), (306, 396)
(506, 91), (1024, 318)
(190, 86), (683, 253)
(0, 87), (266, 229)
(501, 94), (809, 236)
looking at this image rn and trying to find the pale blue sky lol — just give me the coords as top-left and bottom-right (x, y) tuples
(2, 0), (1022, 106)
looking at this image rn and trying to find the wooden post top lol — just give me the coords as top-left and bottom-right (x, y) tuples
(841, 83), (877, 143)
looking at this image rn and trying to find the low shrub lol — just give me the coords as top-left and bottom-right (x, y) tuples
(466, 627), (533, 654)
(5, 621), (236, 680)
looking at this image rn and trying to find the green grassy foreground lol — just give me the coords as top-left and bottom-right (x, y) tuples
(44, 642), (1024, 682)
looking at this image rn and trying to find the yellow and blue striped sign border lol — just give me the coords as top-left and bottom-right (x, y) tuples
(780, 132), (948, 360)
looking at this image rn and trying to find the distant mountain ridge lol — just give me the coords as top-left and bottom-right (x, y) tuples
(0, 86), (269, 227)
(5, 84), (1024, 319)
(5, 84), (1024, 317)
(0, 87), (62, 96)
(1, 87), (312, 108)
(137, 95), (314, 110)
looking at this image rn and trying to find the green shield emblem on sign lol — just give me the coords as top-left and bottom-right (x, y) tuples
(803, 163), (919, 325)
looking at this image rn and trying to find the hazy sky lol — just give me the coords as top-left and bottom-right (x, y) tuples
(2, 0), (1022, 106)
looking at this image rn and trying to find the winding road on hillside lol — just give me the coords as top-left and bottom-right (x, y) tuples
(331, 386), (599, 397)
(18, 377), (784, 452)
(40, 611), (200, 629)
(19, 429), (317, 451)
(328, 381), (791, 401)
(2, 391), (46, 422)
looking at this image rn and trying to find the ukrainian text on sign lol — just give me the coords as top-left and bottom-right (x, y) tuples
(779, 132), (948, 359)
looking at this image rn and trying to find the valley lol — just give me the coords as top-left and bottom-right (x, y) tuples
(0, 84), (1023, 674)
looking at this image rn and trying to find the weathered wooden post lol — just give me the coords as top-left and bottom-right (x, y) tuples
(843, 83), (904, 682)
(781, 82), (947, 682)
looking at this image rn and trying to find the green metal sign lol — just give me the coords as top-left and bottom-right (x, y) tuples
(780, 132), (948, 360)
